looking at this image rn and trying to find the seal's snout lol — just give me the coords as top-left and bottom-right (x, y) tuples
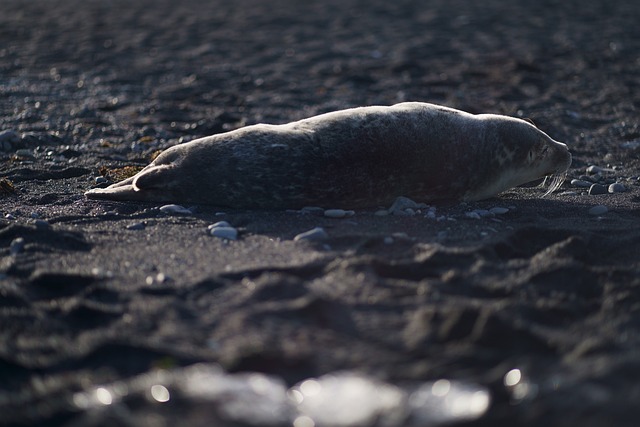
(554, 140), (572, 172)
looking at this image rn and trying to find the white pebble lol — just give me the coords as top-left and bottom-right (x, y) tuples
(293, 227), (328, 241)
(209, 226), (238, 240)
(207, 221), (231, 230)
(588, 205), (608, 216)
(586, 165), (604, 174)
(159, 204), (192, 214)
(324, 209), (354, 218)
(608, 183), (626, 193)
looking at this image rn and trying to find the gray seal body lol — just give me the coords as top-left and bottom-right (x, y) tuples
(85, 102), (571, 209)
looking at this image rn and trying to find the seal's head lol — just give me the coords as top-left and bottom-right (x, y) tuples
(464, 115), (572, 201)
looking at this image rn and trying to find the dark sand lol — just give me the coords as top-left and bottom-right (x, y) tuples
(1, 0), (640, 425)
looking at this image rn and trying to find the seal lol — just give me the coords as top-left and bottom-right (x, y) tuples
(85, 102), (571, 209)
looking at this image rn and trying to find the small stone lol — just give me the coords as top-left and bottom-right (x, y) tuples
(207, 221), (231, 230)
(489, 207), (509, 215)
(374, 209), (390, 216)
(5, 213), (15, 220)
(586, 165), (604, 174)
(324, 209), (354, 218)
(30, 212), (40, 219)
(465, 211), (481, 220)
(588, 205), (608, 216)
(126, 222), (145, 230)
(608, 183), (626, 193)
(159, 204), (192, 214)
(300, 206), (325, 215)
(95, 176), (108, 184)
(15, 149), (35, 159)
(10, 237), (25, 255)
(388, 196), (428, 214)
(383, 236), (394, 244)
(588, 184), (607, 195)
(474, 209), (492, 217)
(294, 227), (328, 242)
(571, 179), (592, 188)
(209, 226), (238, 240)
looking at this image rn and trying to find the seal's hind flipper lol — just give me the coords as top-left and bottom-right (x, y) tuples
(130, 164), (175, 191)
(84, 183), (139, 200)
(84, 164), (176, 202)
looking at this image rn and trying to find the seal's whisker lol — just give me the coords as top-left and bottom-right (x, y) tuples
(542, 173), (566, 197)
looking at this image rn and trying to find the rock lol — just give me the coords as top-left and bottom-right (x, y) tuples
(159, 204), (192, 214)
(388, 196), (428, 214)
(571, 179), (592, 188)
(608, 183), (626, 193)
(489, 207), (509, 215)
(588, 184), (607, 195)
(209, 226), (238, 240)
(207, 221), (231, 230)
(293, 227), (328, 241)
(588, 205), (608, 216)
(324, 209), (354, 218)
(586, 165), (604, 174)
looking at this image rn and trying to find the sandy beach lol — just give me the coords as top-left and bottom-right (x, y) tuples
(1, 0), (640, 425)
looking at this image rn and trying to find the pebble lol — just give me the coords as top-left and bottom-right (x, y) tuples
(15, 149), (35, 159)
(95, 176), (108, 184)
(465, 209), (494, 219)
(465, 211), (482, 220)
(374, 209), (390, 216)
(209, 227), (238, 240)
(324, 209), (354, 218)
(207, 221), (231, 230)
(126, 222), (145, 230)
(5, 213), (15, 220)
(608, 183), (626, 193)
(300, 206), (325, 215)
(293, 227), (328, 242)
(383, 236), (394, 244)
(588, 205), (608, 216)
(588, 184), (607, 195)
(159, 204), (192, 215)
(387, 196), (428, 213)
(570, 179), (592, 188)
(489, 207), (509, 215)
(586, 165), (602, 174)
(10, 237), (25, 255)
